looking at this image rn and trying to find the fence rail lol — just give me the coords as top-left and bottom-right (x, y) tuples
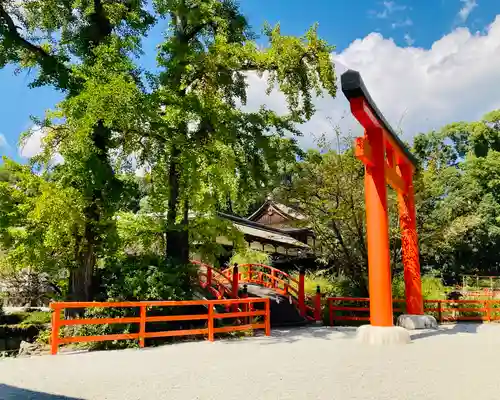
(50, 298), (271, 355)
(327, 297), (500, 325)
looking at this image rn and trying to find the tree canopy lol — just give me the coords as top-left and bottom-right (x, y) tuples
(0, 0), (337, 305)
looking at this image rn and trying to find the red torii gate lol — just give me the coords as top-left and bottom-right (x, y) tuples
(341, 70), (428, 334)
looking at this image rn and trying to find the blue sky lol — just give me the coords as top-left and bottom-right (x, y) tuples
(1, 0), (500, 161)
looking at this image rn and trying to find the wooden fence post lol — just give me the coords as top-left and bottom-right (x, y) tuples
(485, 300), (491, 322)
(208, 303), (215, 342)
(242, 284), (249, 324)
(314, 285), (322, 323)
(207, 266), (212, 287)
(50, 305), (60, 355)
(265, 298), (271, 336)
(232, 263), (239, 312)
(329, 299), (334, 326)
(437, 300), (442, 323)
(139, 305), (146, 348)
(298, 267), (306, 317)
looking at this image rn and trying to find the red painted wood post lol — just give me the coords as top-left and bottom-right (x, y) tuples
(314, 285), (322, 323)
(207, 265), (212, 287)
(298, 267), (306, 317)
(242, 284), (249, 324)
(265, 298), (271, 336)
(398, 166), (424, 315)
(139, 305), (146, 348)
(50, 305), (60, 355)
(232, 263), (239, 312)
(248, 264), (252, 282)
(208, 303), (214, 342)
(485, 300), (491, 322)
(329, 299), (334, 326)
(271, 268), (276, 288)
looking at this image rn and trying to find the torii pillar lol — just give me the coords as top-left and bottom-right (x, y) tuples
(341, 70), (437, 344)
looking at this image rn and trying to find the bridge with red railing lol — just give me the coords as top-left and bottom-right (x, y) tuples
(195, 261), (323, 325)
(45, 260), (500, 355)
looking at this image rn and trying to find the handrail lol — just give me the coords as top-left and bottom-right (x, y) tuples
(231, 263), (300, 286)
(327, 297), (500, 325)
(220, 263), (316, 320)
(193, 260), (235, 300)
(224, 263), (300, 297)
(49, 298), (271, 355)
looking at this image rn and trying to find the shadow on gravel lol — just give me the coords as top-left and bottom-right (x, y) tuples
(248, 326), (358, 345)
(0, 384), (83, 399)
(411, 323), (481, 341)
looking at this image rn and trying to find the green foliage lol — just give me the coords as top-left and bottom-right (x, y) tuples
(413, 110), (500, 282)
(138, 0), (337, 263)
(230, 248), (270, 266)
(392, 274), (448, 300)
(300, 270), (368, 298)
(95, 255), (195, 302)
(18, 311), (51, 327)
(276, 136), (372, 293)
(0, 310), (51, 326)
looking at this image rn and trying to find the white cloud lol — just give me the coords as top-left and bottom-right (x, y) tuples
(392, 18), (413, 29)
(245, 15), (500, 150)
(458, 0), (478, 23)
(370, 1), (407, 19)
(404, 33), (415, 46)
(0, 134), (9, 150)
(19, 126), (63, 164)
(19, 126), (45, 159)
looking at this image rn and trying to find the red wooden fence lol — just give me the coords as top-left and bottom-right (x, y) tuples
(327, 297), (500, 325)
(50, 298), (270, 355)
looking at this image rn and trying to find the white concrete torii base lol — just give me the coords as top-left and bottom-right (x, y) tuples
(355, 325), (411, 345)
(356, 314), (438, 345)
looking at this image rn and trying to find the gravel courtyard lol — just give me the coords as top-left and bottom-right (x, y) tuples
(1, 324), (500, 400)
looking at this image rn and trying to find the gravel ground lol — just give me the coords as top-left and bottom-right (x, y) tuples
(1, 323), (500, 400)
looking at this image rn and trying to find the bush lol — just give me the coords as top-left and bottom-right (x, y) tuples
(229, 249), (270, 266)
(95, 254), (195, 302)
(18, 311), (51, 327)
(392, 273), (448, 300)
(298, 270), (367, 298)
(72, 254), (199, 351)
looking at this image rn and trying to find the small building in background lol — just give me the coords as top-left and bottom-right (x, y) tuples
(217, 198), (321, 270)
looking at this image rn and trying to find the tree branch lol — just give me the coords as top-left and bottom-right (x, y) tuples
(0, 4), (77, 92)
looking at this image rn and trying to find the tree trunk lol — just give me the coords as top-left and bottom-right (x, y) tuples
(66, 121), (111, 316)
(166, 146), (189, 265)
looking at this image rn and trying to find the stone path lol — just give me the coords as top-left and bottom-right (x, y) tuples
(1, 324), (500, 399)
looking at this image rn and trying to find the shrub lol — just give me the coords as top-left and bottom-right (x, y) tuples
(298, 270), (367, 298)
(229, 249), (270, 266)
(72, 254), (199, 351)
(95, 254), (195, 302)
(18, 311), (51, 327)
(392, 273), (448, 300)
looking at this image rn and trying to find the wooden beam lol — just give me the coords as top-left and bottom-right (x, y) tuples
(385, 162), (406, 193)
(354, 136), (374, 167)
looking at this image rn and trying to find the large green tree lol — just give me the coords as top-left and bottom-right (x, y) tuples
(413, 109), (500, 282)
(135, 0), (337, 266)
(0, 0), (154, 303)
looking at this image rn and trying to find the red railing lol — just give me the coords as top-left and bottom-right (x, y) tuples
(194, 260), (235, 300)
(50, 298), (270, 355)
(223, 263), (319, 321)
(327, 297), (500, 325)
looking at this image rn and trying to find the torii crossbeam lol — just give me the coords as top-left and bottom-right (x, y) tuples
(341, 70), (435, 340)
